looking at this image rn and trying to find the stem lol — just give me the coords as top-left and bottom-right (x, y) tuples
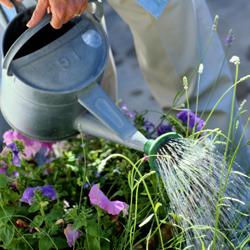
(103, 154), (165, 249)
(224, 62), (239, 159)
(204, 77), (244, 126)
(193, 70), (202, 139)
(185, 87), (190, 138)
(212, 62), (239, 249)
(78, 133), (87, 210)
(0, 195), (34, 249)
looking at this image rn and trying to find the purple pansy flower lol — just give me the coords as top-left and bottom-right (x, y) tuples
(40, 185), (57, 200)
(8, 143), (21, 167)
(64, 224), (82, 248)
(143, 120), (155, 134)
(176, 110), (205, 131)
(157, 124), (172, 136)
(3, 130), (52, 159)
(20, 187), (36, 205)
(20, 185), (57, 205)
(89, 184), (129, 216)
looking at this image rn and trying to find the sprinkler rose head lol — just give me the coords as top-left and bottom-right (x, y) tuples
(144, 132), (182, 170)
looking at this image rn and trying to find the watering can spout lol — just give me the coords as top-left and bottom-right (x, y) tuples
(74, 113), (148, 152)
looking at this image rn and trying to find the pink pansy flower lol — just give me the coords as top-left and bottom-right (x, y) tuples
(3, 130), (52, 158)
(64, 224), (82, 248)
(88, 184), (129, 216)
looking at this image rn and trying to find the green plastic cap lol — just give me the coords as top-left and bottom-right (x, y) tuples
(144, 132), (181, 170)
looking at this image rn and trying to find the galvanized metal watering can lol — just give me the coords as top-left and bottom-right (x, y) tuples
(1, 3), (180, 167)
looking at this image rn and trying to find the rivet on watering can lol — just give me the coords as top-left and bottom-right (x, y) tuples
(81, 29), (102, 48)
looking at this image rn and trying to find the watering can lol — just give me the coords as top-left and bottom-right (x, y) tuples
(0, 1), (180, 169)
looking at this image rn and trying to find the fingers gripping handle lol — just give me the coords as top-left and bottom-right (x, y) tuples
(78, 83), (137, 140)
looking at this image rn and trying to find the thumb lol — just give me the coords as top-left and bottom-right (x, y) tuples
(26, 0), (48, 28)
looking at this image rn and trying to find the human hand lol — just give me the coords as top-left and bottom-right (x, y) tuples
(26, 0), (88, 29)
(0, 0), (13, 8)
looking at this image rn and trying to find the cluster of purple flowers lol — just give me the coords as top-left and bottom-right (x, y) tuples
(3, 130), (52, 159)
(1, 129), (53, 167)
(7, 143), (21, 167)
(156, 123), (172, 136)
(176, 110), (205, 132)
(119, 101), (174, 136)
(119, 101), (205, 138)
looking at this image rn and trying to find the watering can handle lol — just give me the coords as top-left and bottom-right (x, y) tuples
(78, 83), (138, 141)
(3, 0), (103, 75)
(88, 0), (104, 22)
(3, 14), (51, 75)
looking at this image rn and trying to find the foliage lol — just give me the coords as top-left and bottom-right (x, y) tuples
(0, 110), (192, 250)
(0, 92), (249, 249)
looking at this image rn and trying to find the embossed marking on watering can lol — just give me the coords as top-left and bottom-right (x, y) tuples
(95, 98), (124, 128)
(57, 57), (71, 70)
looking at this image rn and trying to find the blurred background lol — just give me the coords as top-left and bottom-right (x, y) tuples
(103, 0), (250, 134)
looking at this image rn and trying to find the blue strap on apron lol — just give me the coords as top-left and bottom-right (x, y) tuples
(136, 0), (169, 18)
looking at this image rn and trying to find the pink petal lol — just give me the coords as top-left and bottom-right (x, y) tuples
(107, 201), (129, 215)
(64, 224), (81, 248)
(3, 130), (16, 145)
(88, 184), (110, 210)
(88, 184), (129, 216)
(23, 141), (42, 158)
(3, 129), (52, 158)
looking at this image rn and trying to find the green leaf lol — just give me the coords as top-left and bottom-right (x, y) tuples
(86, 219), (100, 237)
(38, 236), (53, 250)
(0, 206), (14, 224)
(0, 174), (8, 188)
(28, 199), (41, 213)
(85, 235), (100, 250)
(46, 204), (64, 223)
(0, 225), (15, 247)
(167, 114), (186, 135)
(28, 203), (40, 213)
(73, 215), (87, 230)
(6, 239), (28, 250)
(53, 237), (68, 249)
(154, 202), (162, 213)
(30, 215), (44, 228)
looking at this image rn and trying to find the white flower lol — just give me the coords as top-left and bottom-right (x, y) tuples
(97, 159), (107, 173)
(212, 15), (219, 31)
(239, 99), (247, 111)
(198, 64), (204, 74)
(229, 56), (240, 65)
(183, 76), (188, 90)
(63, 199), (70, 209)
